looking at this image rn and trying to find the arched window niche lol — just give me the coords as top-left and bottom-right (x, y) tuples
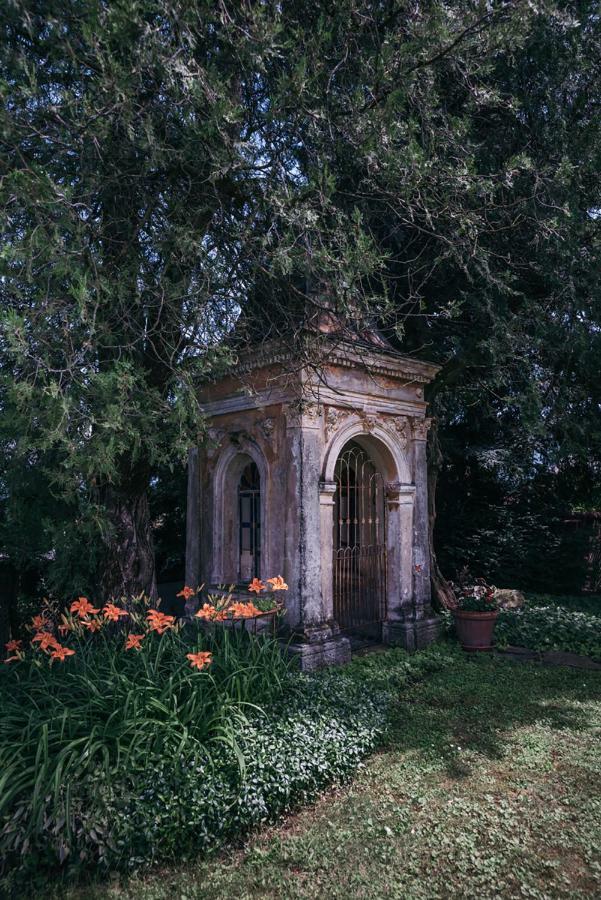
(211, 446), (267, 586)
(238, 461), (261, 581)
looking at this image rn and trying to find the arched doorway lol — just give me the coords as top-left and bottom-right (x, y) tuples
(333, 441), (387, 638)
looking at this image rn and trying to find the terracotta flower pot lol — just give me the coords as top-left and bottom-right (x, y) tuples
(453, 608), (498, 651)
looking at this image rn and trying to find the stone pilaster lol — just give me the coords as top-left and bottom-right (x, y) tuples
(409, 417), (441, 647)
(411, 418), (432, 614)
(286, 403), (323, 626)
(382, 483), (419, 647)
(283, 405), (350, 670)
(318, 480), (337, 621)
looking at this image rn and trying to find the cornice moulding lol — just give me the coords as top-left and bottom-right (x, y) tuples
(233, 338), (441, 385)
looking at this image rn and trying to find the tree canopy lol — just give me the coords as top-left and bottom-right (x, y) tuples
(1, 0), (599, 607)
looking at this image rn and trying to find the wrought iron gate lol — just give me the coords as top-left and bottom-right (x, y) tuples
(333, 442), (387, 634)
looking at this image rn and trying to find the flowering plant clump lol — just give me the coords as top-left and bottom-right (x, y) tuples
(451, 578), (498, 612)
(2, 573), (288, 674)
(185, 575), (288, 624)
(2, 592), (204, 669)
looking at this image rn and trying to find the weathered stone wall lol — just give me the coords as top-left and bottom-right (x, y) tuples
(186, 342), (441, 667)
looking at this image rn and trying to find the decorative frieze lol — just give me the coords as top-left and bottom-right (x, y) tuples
(235, 340), (440, 385)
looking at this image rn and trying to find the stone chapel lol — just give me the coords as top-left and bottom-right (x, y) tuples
(184, 320), (441, 670)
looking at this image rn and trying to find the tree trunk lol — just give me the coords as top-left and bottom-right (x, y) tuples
(427, 419), (457, 611)
(99, 486), (158, 603)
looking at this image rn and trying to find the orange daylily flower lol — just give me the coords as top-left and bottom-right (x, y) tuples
(5, 639), (22, 653)
(84, 618), (102, 632)
(31, 614), (48, 630)
(103, 603), (129, 622)
(49, 646), (76, 661)
(70, 597), (100, 618)
(267, 576), (288, 591)
(176, 586), (196, 601)
(229, 601), (262, 619)
(194, 603), (227, 622)
(186, 651), (212, 671)
(32, 631), (61, 652)
(248, 578), (265, 594)
(125, 633), (145, 651)
(146, 609), (175, 634)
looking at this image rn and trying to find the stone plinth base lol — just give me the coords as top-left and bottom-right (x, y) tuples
(282, 634), (351, 671)
(382, 616), (441, 651)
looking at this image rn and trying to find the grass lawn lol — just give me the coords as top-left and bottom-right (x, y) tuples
(73, 649), (601, 900)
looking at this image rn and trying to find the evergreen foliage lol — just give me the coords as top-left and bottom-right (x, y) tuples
(0, 1), (599, 604)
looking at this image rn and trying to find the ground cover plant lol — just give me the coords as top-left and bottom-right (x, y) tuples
(526, 592), (601, 617)
(495, 605), (601, 662)
(493, 592), (601, 662)
(0, 601), (450, 893)
(71, 649), (601, 900)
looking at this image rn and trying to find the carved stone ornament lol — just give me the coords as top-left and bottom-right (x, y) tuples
(285, 401), (321, 430)
(259, 417), (275, 439)
(357, 410), (379, 433)
(385, 481), (402, 505)
(324, 406), (351, 441)
(412, 417), (433, 441)
(385, 414), (411, 450)
(302, 402), (321, 423)
(205, 426), (225, 458)
(229, 429), (253, 447)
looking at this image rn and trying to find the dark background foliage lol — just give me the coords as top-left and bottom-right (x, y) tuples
(0, 1), (600, 627)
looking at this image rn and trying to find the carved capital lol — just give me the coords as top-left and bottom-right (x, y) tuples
(319, 479), (337, 496)
(319, 480), (337, 506)
(386, 481), (415, 507)
(412, 417), (432, 442)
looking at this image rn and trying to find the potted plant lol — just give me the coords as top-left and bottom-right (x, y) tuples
(451, 578), (498, 651)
